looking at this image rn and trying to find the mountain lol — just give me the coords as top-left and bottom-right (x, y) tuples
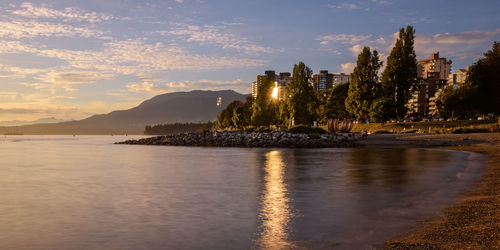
(0, 90), (248, 135)
(0, 117), (66, 127)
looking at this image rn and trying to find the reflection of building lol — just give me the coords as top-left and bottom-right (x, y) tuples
(257, 150), (293, 249)
(407, 52), (452, 116)
(312, 70), (350, 91)
(447, 66), (470, 86)
(252, 70), (290, 101)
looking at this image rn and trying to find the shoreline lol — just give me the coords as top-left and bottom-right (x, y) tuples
(357, 133), (500, 249)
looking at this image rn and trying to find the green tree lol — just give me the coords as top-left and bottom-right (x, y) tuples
(467, 41), (500, 114)
(345, 46), (383, 121)
(380, 26), (418, 120)
(317, 82), (350, 123)
(251, 78), (276, 126)
(232, 96), (253, 129)
(436, 84), (477, 119)
(369, 98), (394, 122)
(216, 100), (243, 129)
(284, 62), (317, 126)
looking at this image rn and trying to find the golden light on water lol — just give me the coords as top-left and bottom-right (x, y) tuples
(271, 81), (278, 99)
(258, 150), (294, 249)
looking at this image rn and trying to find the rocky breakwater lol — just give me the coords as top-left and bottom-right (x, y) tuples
(116, 131), (357, 148)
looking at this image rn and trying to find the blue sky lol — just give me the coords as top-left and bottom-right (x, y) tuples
(0, 0), (499, 121)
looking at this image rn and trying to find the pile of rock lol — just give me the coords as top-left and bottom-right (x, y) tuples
(116, 131), (357, 148)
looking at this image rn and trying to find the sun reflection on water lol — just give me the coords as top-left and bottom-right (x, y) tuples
(257, 150), (294, 249)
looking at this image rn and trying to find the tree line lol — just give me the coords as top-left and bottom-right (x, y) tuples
(217, 26), (499, 130)
(144, 122), (215, 135)
(436, 41), (500, 119)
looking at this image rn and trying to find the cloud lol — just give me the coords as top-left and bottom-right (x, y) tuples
(35, 71), (114, 85)
(125, 79), (251, 95)
(317, 34), (372, 45)
(0, 39), (266, 78)
(349, 44), (364, 55)
(433, 29), (500, 44)
(156, 24), (273, 55)
(341, 62), (356, 73)
(10, 2), (115, 23)
(175, 0), (185, 3)
(328, 3), (360, 9)
(371, 0), (391, 4)
(0, 92), (18, 101)
(415, 29), (500, 60)
(0, 20), (106, 39)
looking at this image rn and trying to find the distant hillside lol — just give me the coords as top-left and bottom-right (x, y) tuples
(0, 90), (248, 135)
(0, 117), (66, 127)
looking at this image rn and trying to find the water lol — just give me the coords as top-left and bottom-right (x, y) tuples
(0, 135), (485, 249)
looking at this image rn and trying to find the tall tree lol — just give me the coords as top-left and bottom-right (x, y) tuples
(467, 41), (500, 114)
(251, 78), (276, 126)
(380, 26), (418, 120)
(285, 61), (317, 126)
(316, 82), (350, 123)
(345, 46), (383, 121)
(216, 100), (243, 129)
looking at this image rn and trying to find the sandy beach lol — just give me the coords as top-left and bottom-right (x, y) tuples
(357, 133), (500, 249)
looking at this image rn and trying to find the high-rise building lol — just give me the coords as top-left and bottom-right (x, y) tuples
(252, 70), (290, 101)
(333, 73), (350, 86)
(252, 70), (276, 98)
(447, 66), (470, 86)
(312, 70), (333, 91)
(312, 71), (350, 91)
(417, 52), (452, 80)
(407, 52), (452, 116)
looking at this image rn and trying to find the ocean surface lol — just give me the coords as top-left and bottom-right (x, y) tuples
(0, 135), (485, 249)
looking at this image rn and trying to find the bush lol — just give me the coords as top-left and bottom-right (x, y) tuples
(255, 126), (272, 132)
(449, 127), (489, 134)
(308, 133), (321, 139)
(288, 125), (328, 134)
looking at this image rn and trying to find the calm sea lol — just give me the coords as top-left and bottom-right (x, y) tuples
(0, 135), (485, 249)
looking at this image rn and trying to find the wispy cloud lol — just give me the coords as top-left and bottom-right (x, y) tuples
(125, 79), (250, 95)
(316, 34), (373, 45)
(416, 29), (500, 60)
(0, 20), (107, 39)
(156, 24), (273, 55)
(10, 2), (115, 23)
(433, 29), (500, 44)
(328, 3), (360, 9)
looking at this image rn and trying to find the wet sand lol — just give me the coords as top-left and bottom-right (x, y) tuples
(358, 133), (500, 249)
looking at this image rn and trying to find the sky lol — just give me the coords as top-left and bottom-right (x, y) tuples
(0, 0), (499, 122)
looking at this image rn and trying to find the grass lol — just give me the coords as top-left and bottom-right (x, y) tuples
(349, 119), (498, 134)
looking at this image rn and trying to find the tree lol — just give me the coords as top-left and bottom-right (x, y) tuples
(216, 100), (243, 129)
(317, 82), (350, 123)
(284, 61), (317, 126)
(380, 26), (418, 120)
(232, 96), (253, 129)
(436, 83), (477, 119)
(467, 41), (500, 114)
(251, 78), (276, 126)
(369, 98), (394, 122)
(345, 46), (383, 121)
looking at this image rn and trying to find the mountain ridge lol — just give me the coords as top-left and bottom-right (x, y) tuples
(0, 90), (248, 134)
